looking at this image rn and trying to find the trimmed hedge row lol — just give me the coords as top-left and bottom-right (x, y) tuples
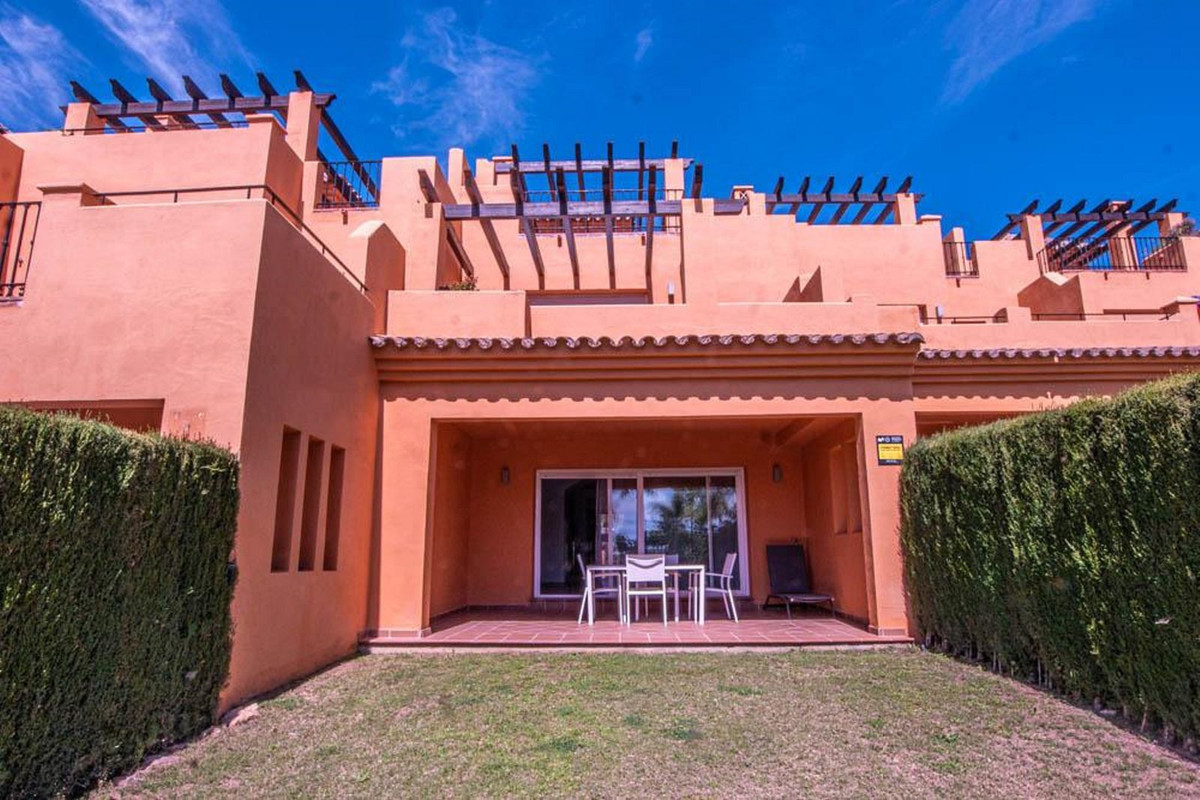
(0, 407), (239, 797)
(900, 372), (1200, 743)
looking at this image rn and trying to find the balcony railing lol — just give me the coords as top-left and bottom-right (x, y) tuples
(1037, 236), (1187, 274)
(524, 188), (683, 235)
(317, 160), (381, 209)
(942, 241), (978, 277)
(0, 201), (41, 303)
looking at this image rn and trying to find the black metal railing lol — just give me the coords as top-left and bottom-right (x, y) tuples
(317, 160), (381, 209)
(523, 189), (683, 235)
(0, 202), (41, 302)
(1037, 236), (1187, 274)
(1032, 310), (1177, 322)
(942, 241), (978, 277)
(92, 185), (366, 292)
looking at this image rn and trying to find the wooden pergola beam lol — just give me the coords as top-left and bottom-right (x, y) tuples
(463, 166), (511, 288)
(806, 177), (835, 224)
(603, 165), (616, 288)
(520, 217), (545, 289)
(644, 165), (656, 290)
(441, 199), (686, 220)
(556, 167), (580, 288)
(445, 223), (475, 279)
(494, 157), (692, 174)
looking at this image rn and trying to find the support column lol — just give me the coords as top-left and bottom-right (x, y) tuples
(1019, 214), (1046, 261)
(372, 399), (437, 636)
(855, 401), (917, 635)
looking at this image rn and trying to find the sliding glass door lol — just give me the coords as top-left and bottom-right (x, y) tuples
(535, 469), (747, 597)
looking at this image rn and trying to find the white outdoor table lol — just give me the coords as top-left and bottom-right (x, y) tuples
(584, 564), (706, 626)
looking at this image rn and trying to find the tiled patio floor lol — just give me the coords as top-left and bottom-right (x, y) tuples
(362, 605), (912, 649)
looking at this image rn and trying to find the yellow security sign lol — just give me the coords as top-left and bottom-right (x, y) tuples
(876, 435), (904, 465)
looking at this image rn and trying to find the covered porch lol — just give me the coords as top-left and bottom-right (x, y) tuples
(363, 606), (912, 649)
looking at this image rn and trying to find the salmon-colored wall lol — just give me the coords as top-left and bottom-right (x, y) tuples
(428, 425), (471, 618)
(0, 135), (21, 202)
(7, 118), (291, 204)
(801, 421), (871, 622)
(0, 194), (262, 445)
(223, 208), (379, 708)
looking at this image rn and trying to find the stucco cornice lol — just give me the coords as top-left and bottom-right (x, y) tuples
(919, 346), (1200, 360)
(370, 332), (925, 352)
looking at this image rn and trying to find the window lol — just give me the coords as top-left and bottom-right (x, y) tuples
(534, 470), (748, 597)
(297, 436), (325, 571)
(270, 428), (302, 572)
(323, 446), (345, 571)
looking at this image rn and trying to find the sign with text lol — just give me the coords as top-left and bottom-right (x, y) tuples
(876, 435), (905, 465)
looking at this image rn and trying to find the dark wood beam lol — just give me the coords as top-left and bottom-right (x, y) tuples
(991, 199), (1038, 240)
(145, 77), (197, 128)
(850, 177), (888, 224)
(293, 70), (314, 92)
(445, 223), (475, 279)
(70, 80), (99, 103)
(670, 140), (679, 159)
(463, 167), (511, 287)
(494, 157), (693, 174)
(556, 168), (580, 288)
(645, 165), (656, 290)
(829, 177), (862, 223)
(637, 141), (646, 201)
(442, 199), (687, 220)
(788, 176), (809, 215)
(542, 144), (556, 194)
(603, 165), (616, 288)
(181, 75), (233, 128)
(109, 79), (165, 128)
(520, 217), (545, 289)
(417, 169), (439, 203)
(690, 163), (703, 200)
(806, 177), (835, 224)
(256, 72), (280, 98)
(219, 73), (243, 100)
(574, 143), (585, 194)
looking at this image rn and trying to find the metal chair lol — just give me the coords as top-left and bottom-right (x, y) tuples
(624, 555), (668, 626)
(703, 552), (739, 621)
(576, 553), (623, 623)
(762, 544), (834, 619)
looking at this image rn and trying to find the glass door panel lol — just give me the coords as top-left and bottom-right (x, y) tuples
(708, 475), (741, 590)
(538, 478), (600, 595)
(609, 478), (639, 564)
(642, 475), (709, 565)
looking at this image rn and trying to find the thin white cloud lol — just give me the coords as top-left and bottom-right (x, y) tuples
(79, 0), (252, 95)
(372, 7), (539, 150)
(0, 8), (83, 130)
(942, 0), (1099, 104)
(634, 26), (653, 63)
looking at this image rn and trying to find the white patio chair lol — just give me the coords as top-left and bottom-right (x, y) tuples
(576, 554), (623, 623)
(663, 553), (692, 621)
(624, 555), (668, 626)
(704, 552), (739, 622)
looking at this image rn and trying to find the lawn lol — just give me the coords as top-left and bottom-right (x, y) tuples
(103, 649), (1199, 798)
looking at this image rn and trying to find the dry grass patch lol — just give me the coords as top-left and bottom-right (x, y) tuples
(99, 650), (1200, 799)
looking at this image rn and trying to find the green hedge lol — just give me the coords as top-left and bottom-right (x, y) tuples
(901, 373), (1200, 742)
(0, 407), (239, 797)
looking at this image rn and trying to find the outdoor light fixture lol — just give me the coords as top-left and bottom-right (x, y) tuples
(667, 281), (676, 303)
(772, 463), (783, 483)
(500, 466), (511, 485)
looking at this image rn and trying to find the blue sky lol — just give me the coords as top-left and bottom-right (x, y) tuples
(1, 0), (1198, 238)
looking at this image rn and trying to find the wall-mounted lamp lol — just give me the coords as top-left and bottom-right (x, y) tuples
(500, 466), (511, 485)
(667, 281), (677, 304)
(772, 463), (783, 483)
